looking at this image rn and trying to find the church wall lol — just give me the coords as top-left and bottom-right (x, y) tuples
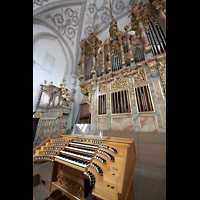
(33, 24), (72, 112)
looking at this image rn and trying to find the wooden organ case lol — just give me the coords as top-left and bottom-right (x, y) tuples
(33, 134), (137, 200)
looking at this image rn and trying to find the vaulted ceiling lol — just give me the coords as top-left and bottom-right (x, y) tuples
(33, 0), (149, 77)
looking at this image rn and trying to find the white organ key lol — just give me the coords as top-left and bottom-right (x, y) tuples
(60, 150), (93, 160)
(65, 146), (96, 154)
(54, 155), (90, 168)
(69, 142), (99, 149)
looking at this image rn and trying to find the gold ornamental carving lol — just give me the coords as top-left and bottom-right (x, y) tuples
(134, 68), (147, 84)
(98, 82), (107, 93)
(58, 111), (63, 118)
(35, 112), (41, 118)
(85, 92), (91, 113)
(143, 13), (160, 34)
(157, 60), (166, 95)
(123, 69), (137, 77)
(129, 79), (135, 106)
(66, 101), (70, 107)
(111, 76), (128, 90)
(43, 88), (51, 96)
(107, 85), (110, 109)
(146, 61), (157, 72)
(125, 53), (130, 61)
(80, 86), (87, 95)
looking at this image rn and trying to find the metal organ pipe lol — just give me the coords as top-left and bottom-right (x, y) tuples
(149, 22), (161, 54)
(151, 23), (165, 53)
(148, 28), (158, 55)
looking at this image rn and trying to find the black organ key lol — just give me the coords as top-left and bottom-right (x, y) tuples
(52, 190), (62, 198)
(98, 150), (115, 161)
(58, 195), (67, 200)
(55, 154), (90, 168)
(109, 147), (118, 153)
(49, 189), (59, 197)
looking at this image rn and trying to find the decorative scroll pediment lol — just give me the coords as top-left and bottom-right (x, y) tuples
(110, 76), (128, 90)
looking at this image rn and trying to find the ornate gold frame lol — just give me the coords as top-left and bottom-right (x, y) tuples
(111, 116), (134, 131)
(134, 83), (155, 114)
(110, 88), (132, 115)
(138, 115), (160, 132)
(97, 92), (107, 116)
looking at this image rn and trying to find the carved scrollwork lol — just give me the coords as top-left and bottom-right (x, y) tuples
(111, 76), (128, 90)
(98, 82), (107, 93)
(129, 79), (135, 106)
(45, 7), (79, 46)
(157, 60), (166, 95)
(33, 0), (48, 7)
(143, 13), (160, 34)
(134, 68), (147, 84)
(146, 61), (157, 72)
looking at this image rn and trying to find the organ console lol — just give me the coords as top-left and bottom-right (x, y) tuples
(33, 134), (137, 200)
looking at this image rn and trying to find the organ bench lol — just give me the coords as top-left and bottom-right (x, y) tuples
(33, 134), (137, 200)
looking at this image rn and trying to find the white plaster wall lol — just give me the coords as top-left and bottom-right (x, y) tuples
(33, 23), (72, 112)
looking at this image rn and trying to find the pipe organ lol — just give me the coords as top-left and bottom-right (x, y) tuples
(33, 134), (137, 200)
(33, 78), (74, 146)
(78, 1), (166, 133)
